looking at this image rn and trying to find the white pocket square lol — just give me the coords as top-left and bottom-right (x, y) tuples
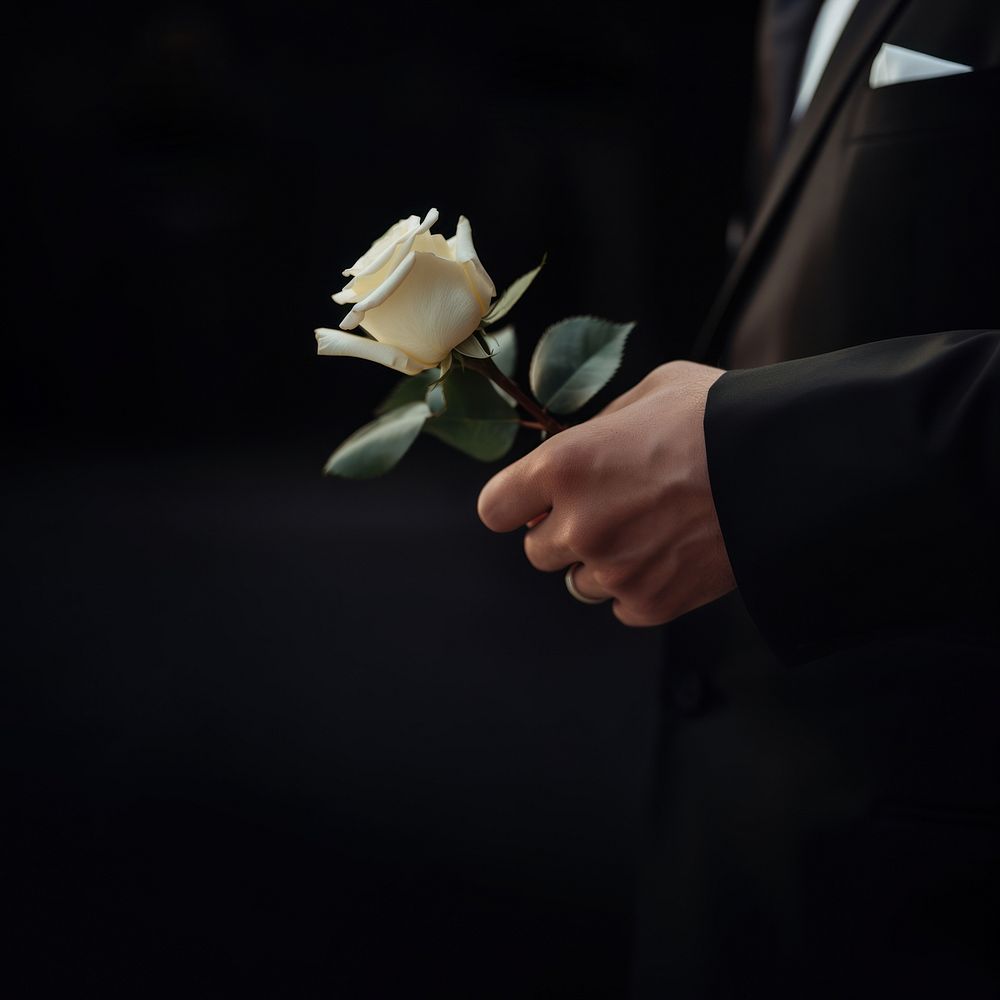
(869, 43), (972, 89)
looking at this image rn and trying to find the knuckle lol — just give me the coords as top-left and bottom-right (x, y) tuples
(531, 441), (563, 482)
(523, 529), (562, 572)
(544, 452), (577, 493)
(614, 603), (657, 628)
(523, 531), (547, 570)
(611, 601), (631, 625)
(612, 601), (649, 628)
(575, 520), (614, 560)
(561, 517), (585, 554)
(593, 564), (634, 594)
(548, 434), (591, 487)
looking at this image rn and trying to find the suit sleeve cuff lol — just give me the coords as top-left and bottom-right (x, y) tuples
(701, 332), (1000, 665)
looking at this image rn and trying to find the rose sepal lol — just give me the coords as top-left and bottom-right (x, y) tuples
(481, 255), (546, 327)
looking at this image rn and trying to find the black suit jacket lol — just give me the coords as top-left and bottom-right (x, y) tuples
(630, 2), (1000, 997)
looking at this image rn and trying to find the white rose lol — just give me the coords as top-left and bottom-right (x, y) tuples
(315, 208), (496, 375)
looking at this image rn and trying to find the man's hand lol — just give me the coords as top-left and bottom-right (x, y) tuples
(477, 361), (737, 626)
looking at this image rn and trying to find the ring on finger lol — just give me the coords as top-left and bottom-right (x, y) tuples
(564, 562), (609, 605)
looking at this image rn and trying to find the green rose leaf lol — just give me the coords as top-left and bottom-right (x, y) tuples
(425, 366), (519, 461)
(375, 368), (446, 416)
(425, 380), (447, 415)
(324, 401), (431, 478)
(487, 325), (518, 406)
(482, 255), (545, 327)
(491, 325), (517, 377)
(529, 316), (636, 415)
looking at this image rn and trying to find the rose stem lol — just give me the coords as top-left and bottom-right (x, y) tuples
(461, 354), (566, 436)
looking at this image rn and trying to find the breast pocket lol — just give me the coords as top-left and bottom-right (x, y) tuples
(849, 64), (1000, 142)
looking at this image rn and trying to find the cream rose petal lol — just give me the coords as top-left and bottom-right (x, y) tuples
(333, 238), (408, 306)
(448, 215), (496, 305)
(342, 214), (417, 278)
(357, 251), (486, 364)
(412, 232), (454, 259)
(315, 328), (429, 375)
(335, 209), (439, 305)
(339, 250), (417, 331)
(343, 208), (439, 278)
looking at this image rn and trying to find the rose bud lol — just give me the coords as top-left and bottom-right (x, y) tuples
(315, 208), (496, 375)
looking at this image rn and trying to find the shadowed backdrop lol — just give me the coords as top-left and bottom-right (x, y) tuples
(5, 3), (758, 996)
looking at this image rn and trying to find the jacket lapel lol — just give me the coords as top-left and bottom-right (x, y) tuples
(692, 0), (908, 363)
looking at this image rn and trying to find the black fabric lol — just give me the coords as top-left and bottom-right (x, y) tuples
(694, 0), (913, 362)
(630, 0), (1000, 995)
(706, 330), (1000, 665)
(747, 0), (826, 213)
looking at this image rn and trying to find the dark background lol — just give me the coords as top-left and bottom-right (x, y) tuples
(5, 3), (759, 996)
